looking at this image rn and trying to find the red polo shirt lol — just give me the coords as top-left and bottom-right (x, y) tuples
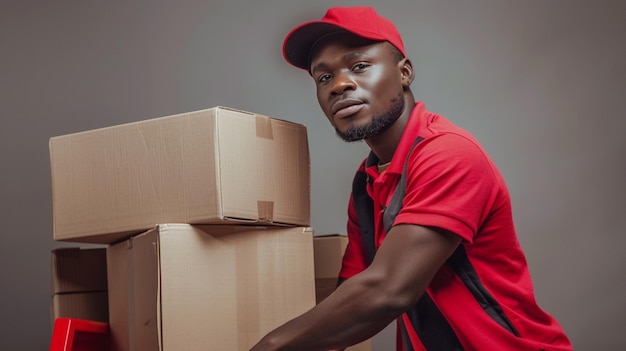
(340, 102), (572, 350)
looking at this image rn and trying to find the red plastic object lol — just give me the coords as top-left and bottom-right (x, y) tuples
(49, 318), (110, 351)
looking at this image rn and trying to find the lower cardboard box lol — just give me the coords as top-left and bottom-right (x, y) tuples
(50, 247), (109, 325)
(52, 291), (109, 323)
(107, 224), (316, 351)
(313, 234), (349, 303)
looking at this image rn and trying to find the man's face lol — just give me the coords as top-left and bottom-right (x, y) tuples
(309, 34), (405, 142)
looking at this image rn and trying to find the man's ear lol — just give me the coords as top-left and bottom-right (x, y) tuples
(399, 58), (414, 87)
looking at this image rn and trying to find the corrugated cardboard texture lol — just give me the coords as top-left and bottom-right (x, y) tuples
(52, 292), (109, 323)
(50, 247), (109, 327)
(50, 106), (310, 244)
(51, 247), (107, 293)
(107, 224), (316, 351)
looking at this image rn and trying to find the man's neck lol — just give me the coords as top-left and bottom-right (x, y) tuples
(365, 95), (415, 164)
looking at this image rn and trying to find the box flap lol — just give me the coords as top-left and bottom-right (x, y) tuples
(133, 228), (160, 351)
(107, 226), (160, 351)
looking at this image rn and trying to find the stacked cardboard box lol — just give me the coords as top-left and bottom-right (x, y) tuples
(49, 107), (316, 350)
(50, 247), (109, 323)
(107, 224), (315, 350)
(49, 106), (310, 244)
(313, 234), (349, 304)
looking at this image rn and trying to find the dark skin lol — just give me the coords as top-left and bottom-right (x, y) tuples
(250, 33), (462, 351)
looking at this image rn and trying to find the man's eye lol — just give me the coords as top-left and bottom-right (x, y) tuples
(352, 63), (369, 71)
(318, 74), (332, 83)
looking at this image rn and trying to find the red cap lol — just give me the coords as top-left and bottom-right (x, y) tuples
(282, 6), (406, 71)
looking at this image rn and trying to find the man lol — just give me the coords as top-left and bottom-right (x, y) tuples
(251, 6), (572, 351)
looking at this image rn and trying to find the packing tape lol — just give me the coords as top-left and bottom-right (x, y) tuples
(255, 115), (274, 140)
(257, 201), (274, 222)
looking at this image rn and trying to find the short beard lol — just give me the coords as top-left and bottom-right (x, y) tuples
(335, 96), (405, 142)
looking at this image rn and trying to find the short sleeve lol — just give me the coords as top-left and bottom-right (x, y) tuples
(393, 133), (501, 243)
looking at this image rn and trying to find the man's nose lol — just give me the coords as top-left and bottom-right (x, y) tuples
(330, 71), (356, 96)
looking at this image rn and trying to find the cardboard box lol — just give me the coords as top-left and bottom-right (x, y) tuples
(107, 224), (316, 351)
(52, 292), (109, 323)
(313, 234), (372, 351)
(51, 247), (108, 323)
(50, 106), (310, 244)
(313, 234), (348, 304)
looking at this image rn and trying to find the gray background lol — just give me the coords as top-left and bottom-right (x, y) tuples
(1, 0), (625, 349)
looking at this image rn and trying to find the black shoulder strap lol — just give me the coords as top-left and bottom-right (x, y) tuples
(351, 136), (424, 264)
(382, 136), (424, 233)
(351, 165), (377, 263)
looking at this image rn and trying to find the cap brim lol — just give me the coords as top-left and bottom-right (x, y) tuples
(283, 21), (352, 71)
